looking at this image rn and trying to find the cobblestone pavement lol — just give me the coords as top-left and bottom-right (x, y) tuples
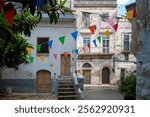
(84, 85), (124, 100)
(0, 94), (57, 100)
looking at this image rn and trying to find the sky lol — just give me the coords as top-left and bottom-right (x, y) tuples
(117, 0), (136, 16)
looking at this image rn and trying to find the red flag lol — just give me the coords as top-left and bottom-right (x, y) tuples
(87, 43), (90, 49)
(63, 51), (68, 57)
(89, 25), (96, 34)
(133, 9), (136, 17)
(113, 23), (118, 31)
(4, 5), (15, 27)
(0, 0), (4, 10)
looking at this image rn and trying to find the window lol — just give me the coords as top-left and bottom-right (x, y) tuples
(102, 37), (109, 54)
(124, 54), (129, 61)
(83, 38), (90, 53)
(37, 37), (49, 54)
(124, 34), (130, 52)
(82, 14), (90, 28)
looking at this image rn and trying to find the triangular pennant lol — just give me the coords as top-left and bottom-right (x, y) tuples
(92, 39), (97, 47)
(133, 9), (136, 17)
(0, 0), (4, 10)
(126, 10), (134, 19)
(29, 56), (34, 63)
(107, 17), (114, 27)
(74, 49), (79, 55)
(88, 25), (96, 34)
(87, 43), (90, 49)
(36, 44), (41, 52)
(4, 3), (15, 27)
(47, 40), (53, 49)
(97, 36), (102, 43)
(113, 23), (118, 31)
(59, 36), (65, 45)
(63, 51), (68, 57)
(71, 31), (78, 41)
(104, 30), (110, 37)
(53, 54), (57, 59)
(26, 48), (31, 55)
(40, 55), (44, 62)
(35, 0), (45, 7)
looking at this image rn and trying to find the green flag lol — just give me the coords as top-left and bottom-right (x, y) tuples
(36, 44), (41, 52)
(59, 36), (65, 45)
(97, 36), (102, 43)
(29, 56), (34, 63)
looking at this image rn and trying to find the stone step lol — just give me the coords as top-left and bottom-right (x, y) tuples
(58, 88), (75, 92)
(57, 95), (76, 100)
(58, 92), (76, 96)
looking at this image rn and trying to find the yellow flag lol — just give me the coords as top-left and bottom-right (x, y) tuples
(26, 48), (31, 55)
(104, 30), (110, 37)
(126, 10), (134, 19)
(40, 55), (45, 62)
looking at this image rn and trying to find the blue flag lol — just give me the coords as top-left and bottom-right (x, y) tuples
(48, 40), (53, 49)
(92, 39), (97, 47)
(71, 31), (78, 41)
(74, 49), (79, 55)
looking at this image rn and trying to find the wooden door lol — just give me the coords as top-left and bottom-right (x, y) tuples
(61, 54), (71, 76)
(37, 70), (51, 93)
(102, 68), (110, 84)
(83, 70), (91, 84)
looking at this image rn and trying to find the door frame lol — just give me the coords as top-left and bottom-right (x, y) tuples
(60, 54), (71, 76)
(36, 70), (51, 93)
(102, 67), (110, 84)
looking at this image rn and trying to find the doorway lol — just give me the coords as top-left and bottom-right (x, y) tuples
(83, 70), (91, 84)
(37, 70), (51, 93)
(102, 67), (110, 84)
(61, 54), (71, 76)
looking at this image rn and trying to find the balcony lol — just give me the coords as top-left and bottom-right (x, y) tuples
(74, 0), (117, 8)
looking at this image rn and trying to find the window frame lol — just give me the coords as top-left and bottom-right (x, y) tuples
(82, 13), (90, 28)
(83, 38), (90, 54)
(37, 37), (50, 55)
(102, 37), (109, 54)
(123, 34), (131, 52)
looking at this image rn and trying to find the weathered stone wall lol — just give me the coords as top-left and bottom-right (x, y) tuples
(136, 0), (150, 99)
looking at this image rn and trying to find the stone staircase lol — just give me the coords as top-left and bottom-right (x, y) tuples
(57, 77), (76, 100)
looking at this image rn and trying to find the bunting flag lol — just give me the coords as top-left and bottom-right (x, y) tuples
(36, 44), (41, 52)
(53, 54), (57, 59)
(40, 55), (45, 62)
(26, 48), (31, 55)
(107, 17), (114, 27)
(87, 43), (90, 49)
(113, 23), (118, 31)
(88, 25), (96, 34)
(92, 39), (97, 47)
(35, 0), (45, 7)
(0, 0), (4, 10)
(71, 31), (78, 41)
(126, 9), (136, 19)
(63, 51), (68, 57)
(29, 56), (34, 63)
(97, 36), (102, 43)
(47, 40), (53, 49)
(104, 30), (110, 37)
(74, 49), (79, 55)
(4, 3), (15, 27)
(133, 9), (136, 17)
(59, 36), (65, 45)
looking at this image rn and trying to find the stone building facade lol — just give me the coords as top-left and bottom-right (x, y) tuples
(133, 0), (150, 99)
(74, 0), (136, 85)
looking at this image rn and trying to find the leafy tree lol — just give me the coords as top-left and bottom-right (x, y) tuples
(0, 0), (71, 69)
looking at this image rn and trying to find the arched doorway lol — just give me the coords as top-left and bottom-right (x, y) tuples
(37, 70), (51, 93)
(82, 63), (91, 84)
(102, 67), (110, 84)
